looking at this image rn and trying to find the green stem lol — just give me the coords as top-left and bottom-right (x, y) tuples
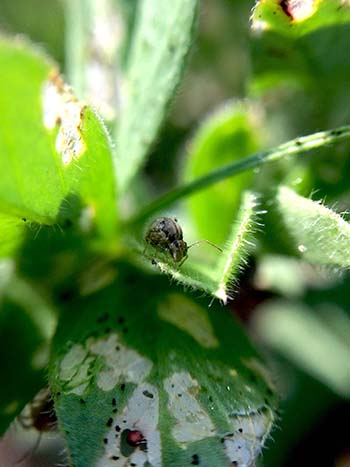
(64, 0), (119, 104)
(64, 0), (92, 98)
(128, 125), (350, 225)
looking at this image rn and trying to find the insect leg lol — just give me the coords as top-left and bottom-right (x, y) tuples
(178, 254), (188, 267)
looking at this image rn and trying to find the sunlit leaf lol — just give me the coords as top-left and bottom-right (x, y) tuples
(250, 0), (350, 95)
(0, 213), (25, 258)
(251, 0), (350, 37)
(0, 37), (118, 243)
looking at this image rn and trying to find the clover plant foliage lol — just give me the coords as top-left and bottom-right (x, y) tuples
(1, 1), (350, 466)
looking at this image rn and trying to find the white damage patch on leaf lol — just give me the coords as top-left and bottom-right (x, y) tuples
(59, 343), (94, 395)
(89, 334), (153, 391)
(158, 293), (219, 348)
(42, 72), (86, 165)
(164, 371), (216, 443)
(282, 0), (316, 21)
(58, 334), (153, 395)
(223, 409), (274, 467)
(97, 383), (161, 467)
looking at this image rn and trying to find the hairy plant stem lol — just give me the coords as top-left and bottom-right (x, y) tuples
(128, 125), (350, 226)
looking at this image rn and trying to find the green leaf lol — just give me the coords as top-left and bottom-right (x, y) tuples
(49, 266), (277, 466)
(253, 300), (350, 397)
(115, 0), (199, 192)
(250, 0), (350, 93)
(184, 102), (264, 246)
(276, 186), (350, 268)
(251, 0), (350, 37)
(0, 213), (25, 258)
(0, 277), (56, 434)
(0, 37), (118, 242)
(142, 192), (259, 304)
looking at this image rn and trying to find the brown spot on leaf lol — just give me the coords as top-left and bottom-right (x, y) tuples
(42, 70), (86, 165)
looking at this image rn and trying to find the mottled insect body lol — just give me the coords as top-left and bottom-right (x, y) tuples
(145, 217), (189, 264)
(144, 216), (222, 265)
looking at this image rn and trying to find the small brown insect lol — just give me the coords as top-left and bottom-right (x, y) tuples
(144, 217), (222, 266)
(16, 387), (57, 464)
(17, 387), (57, 433)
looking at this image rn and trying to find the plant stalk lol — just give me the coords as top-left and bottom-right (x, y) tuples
(128, 125), (350, 225)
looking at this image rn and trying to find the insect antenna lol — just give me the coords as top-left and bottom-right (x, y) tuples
(187, 239), (223, 252)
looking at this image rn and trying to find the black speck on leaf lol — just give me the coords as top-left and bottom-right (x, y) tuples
(191, 453), (200, 465)
(106, 417), (113, 427)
